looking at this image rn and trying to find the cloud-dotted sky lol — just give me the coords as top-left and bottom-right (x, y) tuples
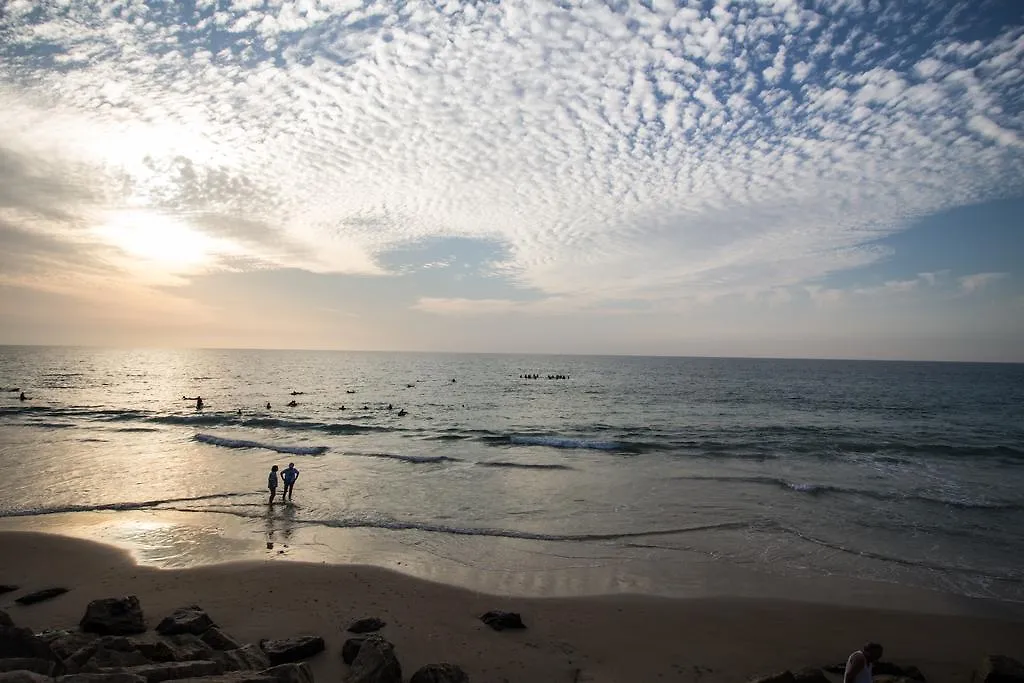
(1, 0), (1022, 359)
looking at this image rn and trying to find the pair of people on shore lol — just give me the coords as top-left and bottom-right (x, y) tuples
(267, 463), (300, 504)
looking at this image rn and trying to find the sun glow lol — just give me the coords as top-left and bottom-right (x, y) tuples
(95, 211), (232, 271)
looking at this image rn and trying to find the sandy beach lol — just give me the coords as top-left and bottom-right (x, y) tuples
(3, 531), (1023, 683)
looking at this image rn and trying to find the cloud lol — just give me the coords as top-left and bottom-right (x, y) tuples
(0, 0), (1021, 316)
(958, 272), (1009, 294)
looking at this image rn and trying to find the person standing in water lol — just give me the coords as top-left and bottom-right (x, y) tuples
(281, 463), (300, 501)
(267, 465), (279, 504)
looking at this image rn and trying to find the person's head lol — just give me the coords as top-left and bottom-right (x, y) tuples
(271, 465), (278, 472)
(288, 462), (294, 469)
(862, 642), (883, 663)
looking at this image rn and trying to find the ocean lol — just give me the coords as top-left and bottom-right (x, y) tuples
(1, 346), (1023, 603)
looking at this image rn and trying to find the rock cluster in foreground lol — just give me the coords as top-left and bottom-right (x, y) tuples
(0, 595), (482, 683)
(751, 655), (1024, 683)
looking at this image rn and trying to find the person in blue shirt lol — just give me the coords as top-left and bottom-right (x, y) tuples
(281, 463), (300, 501)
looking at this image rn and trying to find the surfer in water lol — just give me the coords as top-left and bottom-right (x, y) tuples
(183, 396), (204, 410)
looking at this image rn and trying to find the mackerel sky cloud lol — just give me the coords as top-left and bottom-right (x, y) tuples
(0, 0), (1022, 359)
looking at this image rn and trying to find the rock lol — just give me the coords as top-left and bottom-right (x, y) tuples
(341, 639), (367, 667)
(750, 673), (795, 683)
(0, 588), (19, 596)
(792, 668), (829, 683)
(975, 656), (1024, 683)
(345, 635), (401, 683)
(36, 632), (98, 662)
(0, 627), (61, 663)
(0, 661), (61, 677)
(262, 664), (313, 683)
(154, 608), (214, 637)
(874, 663), (926, 681)
(14, 590), (69, 607)
(162, 675), (273, 683)
(213, 646), (270, 672)
(0, 616), (11, 630)
(478, 611), (525, 632)
(821, 664), (844, 675)
(0, 671), (52, 683)
(200, 629), (241, 653)
(409, 663), (469, 683)
(91, 660), (223, 683)
(258, 638), (324, 666)
(77, 639), (150, 672)
(58, 675), (146, 683)
(345, 619), (385, 635)
(80, 598), (146, 636)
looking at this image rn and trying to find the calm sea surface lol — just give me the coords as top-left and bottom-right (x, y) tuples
(1, 346), (1023, 601)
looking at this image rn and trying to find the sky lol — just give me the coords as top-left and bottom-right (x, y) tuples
(0, 0), (1022, 362)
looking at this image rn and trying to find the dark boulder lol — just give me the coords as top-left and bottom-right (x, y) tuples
(0, 660), (61, 676)
(89, 660), (223, 683)
(214, 645), (270, 672)
(975, 656), (1024, 683)
(0, 671), (52, 683)
(478, 611), (525, 632)
(154, 607), (214, 637)
(0, 627), (61, 663)
(345, 635), (400, 683)
(15, 589), (69, 607)
(750, 672), (795, 683)
(792, 668), (829, 683)
(0, 614), (11, 629)
(341, 639), (367, 667)
(58, 674), (147, 683)
(345, 619), (385, 635)
(258, 638), (324, 666)
(874, 663), (926, 681)
(36, 632), (98, 662)
(262, 663), (313, 683)
(409, 663), (469, 683)
(80, 598), (146, 636)
(200, 628), (242, 652)
(77, 639), (150, 673)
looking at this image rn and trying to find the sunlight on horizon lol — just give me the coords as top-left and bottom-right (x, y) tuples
(93, 210), (236, 272)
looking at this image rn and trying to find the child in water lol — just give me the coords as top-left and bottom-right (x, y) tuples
(267, 465), (279, 504)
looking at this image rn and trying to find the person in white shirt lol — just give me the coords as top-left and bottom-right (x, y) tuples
(845, 642), (883, 683)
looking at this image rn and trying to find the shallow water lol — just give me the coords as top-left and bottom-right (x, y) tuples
(1, 346), (1023, 601)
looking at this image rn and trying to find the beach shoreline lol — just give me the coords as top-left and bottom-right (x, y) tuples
(3, 530), (1023, 683)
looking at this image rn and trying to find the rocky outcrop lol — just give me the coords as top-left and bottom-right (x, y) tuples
(257, 639), (323, 667)
(345, 620), (385, 635)
(15, 589), (70, 607)
(155, 609), (214, 637)
(409, 663), (469, 683)
(80, 598), (146, 636)
(873, 663), (926, 681)
(199, 631), (240, 653)
(344, 635), (401, 683)
(974, 655), (1024, 683)
(213, 646), (270, 672)
(36, 632), (99, 662)
(478, 611), (525, 632)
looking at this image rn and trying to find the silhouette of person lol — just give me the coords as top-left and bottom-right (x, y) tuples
(287, 400), (297, 407)
(266, 402), (272, 410)
(281, 463), (300, 501)
(267, 465), (279, 504)
(18, 392), (26, 401)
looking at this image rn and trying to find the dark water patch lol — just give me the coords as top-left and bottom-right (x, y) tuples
(79, 438), (109, 443)
(112, 427), (161, 433)
(22, 421), (76, 429)
(0, 492), (251, 519)
(477, 461), (572, 471)
(345, 451), (460, 465)
(672, 474), (1024, 511)
(780, 525), (1024, 583)
(194, 433), (328, 455)
(482, 434), (646, 453)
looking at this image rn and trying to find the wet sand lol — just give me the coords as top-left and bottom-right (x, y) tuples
(2, 530), (1024, 683)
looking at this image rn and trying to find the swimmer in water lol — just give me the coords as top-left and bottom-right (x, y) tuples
(287, 400), (297, 407)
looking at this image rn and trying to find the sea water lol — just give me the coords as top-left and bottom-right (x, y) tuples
(1, 346), (1022, 602)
